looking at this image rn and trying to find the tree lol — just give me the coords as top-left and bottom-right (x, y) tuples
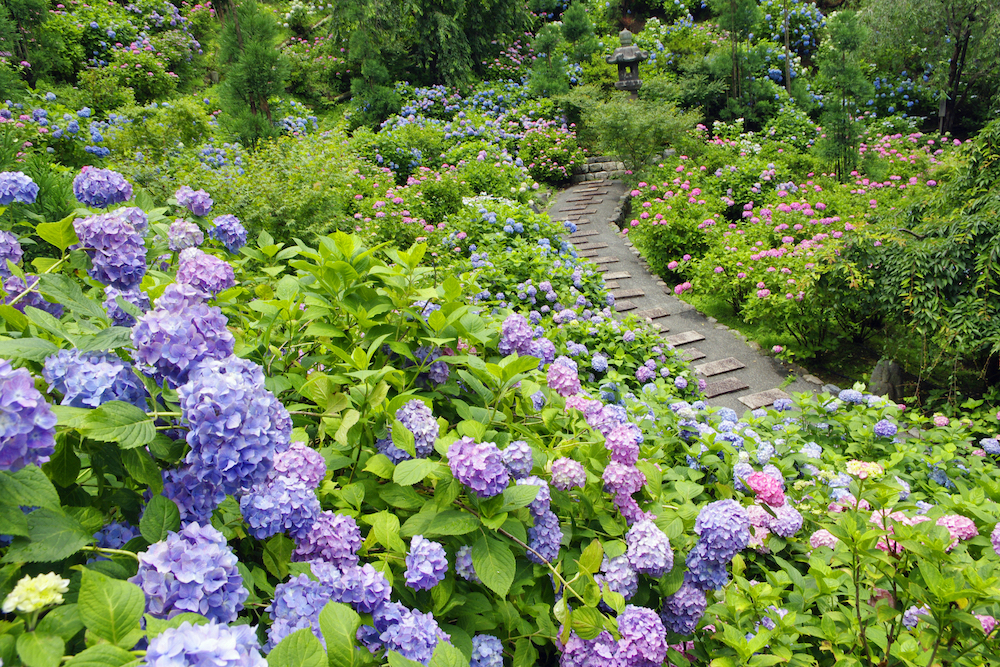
(861, 0), (1000, 133)
(708, 0), (761, 102)
(529, 24), (569, 98)
(561, 1), (598, 63)
(586, 97), (701, 172)
(815, 11), (872, 181)
(218, 1), (289, 146)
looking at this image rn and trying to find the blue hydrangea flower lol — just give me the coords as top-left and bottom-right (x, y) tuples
(0, 359), (57, 471)
(271, 441), (326, 487)
(395, 400), (439, 458)
(800, 441), (822, 458)
(448, 436), (510, 498)
(0, 231), (23, 276)
(330, 563), (392, 614)
(162, 465), (226, 524)
(0, 171), (39, 205)
(530, 337), (556, 365)
(551, 457), (586, 490)
(659, 574), (706, 635)
(517, 475), (551, 515)
(178, 356), (291, 497)
(599, 555), (638, 600)
(94, 521), (139, 550)
(168, 219), (205, 252)
(626, 519), (673, 577)
(240, 477), (321, 539)
(209, 214), (247, 254)
(838, 389), (863, 404)
(591, 354), (608, 373)
(527, 510), (562, 564)
(530, 390), (547, 410)
(455, 545), (480, 582)
(614, 605), (668, 667)
(175, 185), (213, 216)
(292, 510), (362, 567)
(980, 438), (1000, 455)
(873, 419), (897, 438)
(557, 630), (616, 667)
(103, 286), (149, 327)
(146, 621), (266, 667)
(130, 522), (247, 623)
(176, 248), (236, 296)
(694, 499), (750, 562)
(266, 567), (334, 650)
(405, 535), (448, 591)
(685, 541), (729, 591)
(43, 349), (147, 409)
(498, 313), (534, 356)
(73, 167), (132, 208)
(373, 602), (447, 665)
(471, 635), (504, 667)
(501, 440), (533, 479)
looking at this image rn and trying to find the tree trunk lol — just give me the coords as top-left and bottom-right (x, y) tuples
(943, 27), (972, 133)
(783, 0), (791, 94)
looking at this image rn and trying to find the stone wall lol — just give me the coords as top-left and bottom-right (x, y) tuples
(571, 156), (627, 183)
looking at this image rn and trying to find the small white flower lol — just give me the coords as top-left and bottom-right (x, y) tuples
(2, 573), (70, 614)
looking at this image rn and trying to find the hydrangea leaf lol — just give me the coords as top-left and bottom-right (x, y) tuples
(499, 485), (539, 513)
(267, 627), (326, 667)
(0, 304), (28, 332)
(0, 336), (57, 362)
(0, 466), (61, 510)
(426, 510), (480, 537)
(63, 644), (135, 667)
(393, 459), (439, 486)
(471, 534), (515, 597)
(139, 495), (181, 543)
(578, 539), (604, 576)
(33, 274), (106, 320)
(428, 641), (467, 667)
(570, 606), (606, 640)
(80, 401), (155, 450)
(35, 604), (84, 643)
(318, 602), (361, 667)
(0, 503), (29, 537)
(16, 633), (64, 667)
(3, 508), (92, 564)
(143, 613), (209, 640)
(391, 418), (417, 458)
(512, 638), (539, 667)
(77, 569), (145, 647)
(36, 216), (80, 252)
(387, 652), (424, 667)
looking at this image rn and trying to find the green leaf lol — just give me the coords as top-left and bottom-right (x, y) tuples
(513, 638), (538, 667)
(365, 511), (406, 551)
(267, 627), (327, 667)
(0, 337), (57, 361)
(603, 589), (625, 614)
(120, 448), (162, 493)
(499, 485), (539, 513)
(74, 328), (135, 354)
(36, 604), (84, 643)
(23, 306), (72, 343)
(387, 652), (425, 667)
(363, 454), (395, 479)
(428, 641), (467, 667)
(318, 602), (361, 667)
(263, 535), (295, 580)
(426, 510), (480, 537)
(45, 438), (81, 488)
(500, 355), (541, 381)
(34, 274), (106, 320)
(81, 402), (155, 449)
(0, 465), (60, 510)
(0, 504), (28, 537)
(0, 304), (29, 332)
(64, 644), (136, 667)
(391, 419), (417, 458)
(139, 496), (180, 543)
(77, 568), (146, 647)
(144, 613), (209, 639)
(3, 508), (92, 563)
(393, 459), (439, 486)
(16, 633), (64, 667)
(578, 539), (604, 576)
(471, 534), (515, 597)
(378, 484), (425, 510)
(36, 215), (80, 251)
(570, 607), (605, 640)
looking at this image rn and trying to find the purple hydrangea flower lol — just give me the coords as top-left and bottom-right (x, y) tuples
(471, 635), (504, 667)
(292, 510), (362, 567)
(162, 465), (226, 524)
(330, 563), (391, 614)
(770, 503), (803, 538)
(902, 605), (930, 628)
(271, 441), (326, 487)
(115, 206), (149, 234)
(499, 313), (534, 356)
(685, 541), (729, 591)
(992, 523), (1000, 556)
(394, 400), (439, 459)
(455, 545), (480, 582)
(599, 555), (638, 600)
(605, 424), (640, 465)
(0, 359), (57, 471)
(447, 436), (510, 498)
(414, 346), (449, 385)
(838, 389), (863, 404)
(130, 522), (247, 623)
(527, 510), (562, 563)
(73, 212), (147, 288)
(73, 167), (132, 208)
(981, 438), (1000, 455)
(614, 605), (668, 667)
(175, 186), (214, 216)
(178, 356), (291, 497)
(176, 248), (236, 296)
(131, 287), (235, 387)
(603, 462), (646, 497)
(0, 231), (23, 276)
(0, 171), (39, 205)
(209, 214), (247, 254)
(405, 535), (448, 591)
(146, 621), (265, 667)
(674, 375), (688, 389)
(551, 457), (586, 490)
(518, 475), (551, 515)
(266, 569), (333, 650)
(694, 499), (750, 562)
(547, 357), (581, 397)
(103, 285), (149, 327)
(501, 440), (533, 479)
(373, 602), (446, 665)
(587, 404), (628, 436)
(772, 398), (793, 411)
(626, 519), (673, 577)
(43, 349), (147, 409)
(530, 390), (547, 410)
(623, 330), (636, 343)
(659, 574), (706, 635)
(239, 476), (320, 539)
(94, 521), (139, 550)
(636, 366), (655, 383)
(168, 219), (204, 252)
(874, 419), (897, 438)
(529, 337), (556, 365)
(558, 630), (617, 667)
(591, 354), (608, 373)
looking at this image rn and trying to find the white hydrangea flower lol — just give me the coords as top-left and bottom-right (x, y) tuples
(2, 573), (70, 614)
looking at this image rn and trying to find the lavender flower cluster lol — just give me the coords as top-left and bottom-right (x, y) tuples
(378, 400), (439, 463)
(72, 167), (132, 208)
(209, 214), (247, 254)
(0, 359), (57, 471)
(405, 535), (448, 590)
(523, 476), (562, 564)
(42, 348), (147, 409)
(175, 185), (214, 216)
(0, 171), (39, 205)
(176, 248), (236, 296)
(103, 285), (150, 327)
(448, 436), (510, 498)
(73, 210), (147, 288)
(685, 500), (750, 592)
(0, 231), (23, 276)
(146, 621), (266, 667)
(559, 605), (667, 667)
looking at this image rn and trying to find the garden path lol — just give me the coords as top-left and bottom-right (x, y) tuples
(549, 180), (818, 413)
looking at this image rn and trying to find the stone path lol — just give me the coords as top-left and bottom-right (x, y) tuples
(548, 180), (818, 413)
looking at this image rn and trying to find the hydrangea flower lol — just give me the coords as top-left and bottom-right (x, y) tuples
(447, 436), (510, 498)
(498, 313), (534, 356)
(292, 510), (362, 567)
(239, 476), (321, 539)
(517, 475), (551, 515)
(845, 460), (884, 479)
(527, 510), (562, 563)
(178, 356), (291, 497)
(874, 419), (897, 438)
(73, 212), (147, 288)
(694, 499), (750, 561)
(936, 514), (978, 549)
(266, 569), (334, 650)
(551, 457), (586, 490)
(209, 214), (247, 254)
(0, 359), (57, 471)
(146, 621), (266, 667)
(591, 354), (608, 373)
(3, 274), (63, 318)
(72, 167), (132, 208)
(394, 399), (439, 459)
(501, 440), (533, 479)
(902, 605), (930, 628)
(980, 438), (1000, 455)
(0, 171), (39, 205)
(271, 441), (326, 487)
(43, 349), (147, 409)
(614, 605), (668, 667)
(470, 634), (504, 667)
(838, 389), (863, 404)
(992, 523), (1000, 556)
(599, 555), (638, 600)
(330, 563), (392, 614)
(603, 462), (646, 498)
(659, 574), (706, 635)
(455, 545), (480, 582)
(977, 614), (996, 636)
(103, 286), (150, 327)
(162, 465), (227, 524)
(770, 503), (803, 538)
(809, 529), (838, 549)
(176, 248), (236, 296)
(2, 573), (69, 613)
(605, 424), (640, 465)
(557, 630), (617, 667)
(0, 230), (23, 276)
(405, 535), (448, 591)
(685, 541), (729, 591)
(745, 471), (785, 507)
(94, 521), (139, 550)
(372, 602), (446, 665)
(130, 522), (247, 623)
(626, 519), (673, 577)
(529, 337), (556, 365)
(175, 185), (214, 216)
(547, 356), (581, 397)
(169, 219), (205, 251)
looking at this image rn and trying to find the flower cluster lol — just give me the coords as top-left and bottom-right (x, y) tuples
(447, 436), (510, 498)
(239, 476), (321, 539)
(405, 535), (448, 590)
(292, 510), (362, 566)
(0, 171), (39, 206)
(659, 574), (707, 635)
(266, 572), (334, 649)
(0, 230), (22, 276)
(524, 476), (562, 563)
(0, 358), (57, 471)
(380, 399), (439, 463)
(501, 440), (533, 479)
(169, 219), (205, 251)
(175, 185), (214, 216)
(2, 573), (69, 614)
(209, 214), (248, 254)
(72, 167), (133, 208)
(686, 500), (751, 591)
(43, 349), (147, 409)
(145, 621), (266, 667)
(103, 285), (150, 327)
(626, 519), (673, 577)
(73, 211), (147, 288)
(176, 248), (236, 296)
(551, 457), (586, 490)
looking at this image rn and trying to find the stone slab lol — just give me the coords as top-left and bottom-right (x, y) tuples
(578, 249), (600, 258)
(695, 357), (746, 377)
(593, 256), (620, 265)
(738, 388), (791, 410)
(663, 330), (706, 347)
(614, 300), (637, 312)
(703, 377), (750, 399)
(577, 242), (609, 250)
(559, 204), (589, 211)
(635, 307), (669, 320)
(612, 288), (646, 299)
(679, 348), (707, 362)
(602, 271), (632, 280)
(569, 230), (600, 239)
(605, 281), (620, 290)
(579, 208), (599, 215)
(566, 196), (597, 202)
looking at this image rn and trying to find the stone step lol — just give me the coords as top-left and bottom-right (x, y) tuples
(679, 348), (707, 362)
(602, 271), (632, 280)
(614, 300), (637, 312)
(703, 377), (750, 398)
(605, 281), (620, 290)
(663, 331), (706, 347)
(694, 357), (746, 377)
(577, 242), (609, 251)
(612, 288), (645, 299)
(635, 307), (669, 320)
(569, 230), (600, 240)
(739, 388), (791, 410)
(593, 256), (620, 265)
(578, 249), (600, 258)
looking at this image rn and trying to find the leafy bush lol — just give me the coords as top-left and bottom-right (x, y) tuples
(518, 124), (586, 184)
(586, 97), (701, 173)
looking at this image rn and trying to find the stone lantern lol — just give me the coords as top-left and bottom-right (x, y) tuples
(606, 29), (648, 99)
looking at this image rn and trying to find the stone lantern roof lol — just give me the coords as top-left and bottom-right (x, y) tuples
(605, 29), (648, 65)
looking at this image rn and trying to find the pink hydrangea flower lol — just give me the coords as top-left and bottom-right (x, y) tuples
(809, 529), (838, 549)
(745, 472), (785, 507)
(936, 515), (978, 550)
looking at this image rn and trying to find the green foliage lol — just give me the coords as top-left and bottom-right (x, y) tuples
(529, 25), (570, 98)
(518, 125), (585, 184)
(76, 68), (137, 116)
(561, 2), (598, 64)
(106, 50), (179, 105)
(586, 96), (701, 173)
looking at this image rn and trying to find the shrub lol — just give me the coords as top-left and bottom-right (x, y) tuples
(587, 97), (701, 173)
(518, 124), (586, 184)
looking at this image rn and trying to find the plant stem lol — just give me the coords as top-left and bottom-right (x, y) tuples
(79, 545), (140, 561)
(5, 255), (70, 308)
